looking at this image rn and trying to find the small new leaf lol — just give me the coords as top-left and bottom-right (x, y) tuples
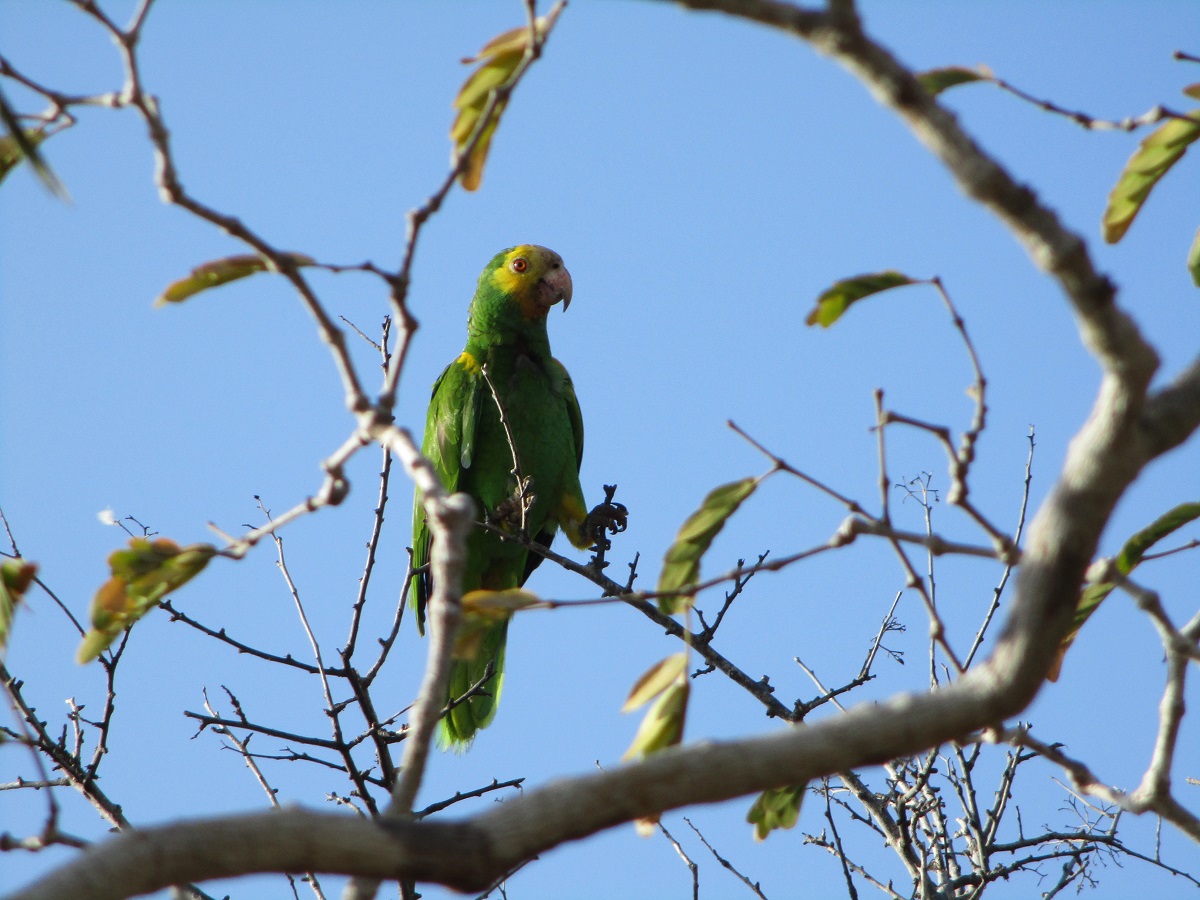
(451, 16), (554, 191)
(156, 253), (316, 306)
(1, 558), (38, 653)
(657, 477), (758, 614)
(747, 784), (807, 841)
(455, 589), (540, 660)
(622, 653), (688, 712)
(1049, 501), (1200, 680)
(916, 66), (990, 97)
(1103, 109), (1200, 244)
(78, 538), (216, 663)
(623, 676), (688, 761)
(805, 271), (918, 327)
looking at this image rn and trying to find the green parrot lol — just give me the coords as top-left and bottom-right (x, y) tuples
(411, 244), (620, 747)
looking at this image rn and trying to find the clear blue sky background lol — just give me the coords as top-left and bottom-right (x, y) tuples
(4, 3), (1200, 898)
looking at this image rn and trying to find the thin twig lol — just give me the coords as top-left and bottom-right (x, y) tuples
(683, 817), (768, 899)
(657, 821), (699, 900)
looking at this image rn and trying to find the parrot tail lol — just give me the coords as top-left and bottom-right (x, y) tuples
(438, 619), (508, 748)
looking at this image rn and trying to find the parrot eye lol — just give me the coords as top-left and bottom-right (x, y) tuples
(511, 257), (529, 273)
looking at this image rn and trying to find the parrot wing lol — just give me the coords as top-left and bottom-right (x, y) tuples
(412, 353), (486, 634)
(521, 357), (588, 584)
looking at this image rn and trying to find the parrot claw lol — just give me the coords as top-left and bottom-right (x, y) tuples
(490, 477), (537, 531)
(584, 499), (628, 552)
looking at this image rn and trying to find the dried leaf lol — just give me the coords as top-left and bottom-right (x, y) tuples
(657, 478), (758, 614)
(622, 653), (688, 712)
(1103, 109), (1200, 243)
(805, 271), (918, 327)
(155, 253), (316, 306)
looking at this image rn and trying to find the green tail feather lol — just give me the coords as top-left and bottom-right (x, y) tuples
(439, 619), (508, 748)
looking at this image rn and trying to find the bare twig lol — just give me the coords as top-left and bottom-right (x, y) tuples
(684, 817), (767, 898)
(657, 821), (700, 900)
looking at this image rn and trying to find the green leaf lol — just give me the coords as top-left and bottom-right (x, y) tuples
(1114, 502), (1200, 571)
(78, 539), (216, 663)
(1103, 109), (1200, 244)
(1188, 226), (1200, 288)
(657, 477), (758, 614)
(0, 86), (68, 199)
(155, 253), (316, 306)
(1049, 501), (1200, 680)
(916, 66), (989, 97)
(747, 784), (807, 841)
(805, 271), (918, 327)
(451, 18), (550, 192)
(0, 558), (38, 654)
(622, 653), (688, 712)
(623, 676), (688, 761)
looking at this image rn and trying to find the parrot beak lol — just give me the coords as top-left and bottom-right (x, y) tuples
(538, 263), (573, 312)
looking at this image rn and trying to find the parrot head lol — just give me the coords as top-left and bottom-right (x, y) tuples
(482, 245), (573, 319)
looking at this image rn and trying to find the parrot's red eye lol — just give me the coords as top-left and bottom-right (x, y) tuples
(511, 258), (528, 273)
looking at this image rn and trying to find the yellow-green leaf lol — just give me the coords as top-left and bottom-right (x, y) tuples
(916, 66), (989, 97)
(1049, 501), (1200, 680)
(805, 271), (918, 327)
(1103, 109), (1200, 244)
(76, 630), (117, 666)
(747, 784), (807, 841)
(450, 17), (551, 192)
(155, 253), (316, 306)
(464, 24), (544, 64)
(623, 677), (688, 761)
(454, 589), (541, 660)
(454, 54), (524, 115)
(622, 653), (688, 712)
(1, 558), (38, 653)
(0, 87), (67, 199)
(1188, 225), (1200, 288)
(0, 127), (47, 186)
(77, 539), (216, 663)
(657, 478), (758, 614)
(456, 102), (506, 193)
(461, 588), (541, 616)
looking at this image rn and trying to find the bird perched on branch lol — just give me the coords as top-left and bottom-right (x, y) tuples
(412, 245), (626, 747)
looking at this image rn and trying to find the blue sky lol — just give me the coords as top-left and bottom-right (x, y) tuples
(4, 2), (1200, 898)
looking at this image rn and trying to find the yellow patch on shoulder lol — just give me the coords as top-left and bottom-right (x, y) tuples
(457, 350), (481, 374)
